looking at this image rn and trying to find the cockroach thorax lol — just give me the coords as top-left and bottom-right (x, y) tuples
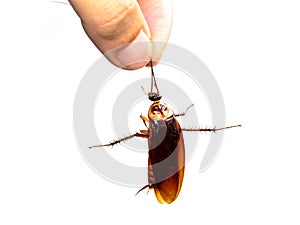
(148, 102), (173, 121)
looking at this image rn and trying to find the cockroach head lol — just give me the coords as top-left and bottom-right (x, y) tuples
(148, 93), (162, 101)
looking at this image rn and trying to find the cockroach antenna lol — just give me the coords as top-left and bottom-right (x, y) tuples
(51, 0), (70, 5)
(148, 60), (162, 102)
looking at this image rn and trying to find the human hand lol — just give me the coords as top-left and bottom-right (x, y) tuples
(69, 0), (173, 69)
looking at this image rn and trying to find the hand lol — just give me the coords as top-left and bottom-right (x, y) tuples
(69, 0), (173, 69)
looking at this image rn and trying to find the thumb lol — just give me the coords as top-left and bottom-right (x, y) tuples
(69, 0), (152, 69)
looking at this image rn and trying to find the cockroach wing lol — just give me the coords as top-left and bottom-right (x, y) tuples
(148, 116), (185, 204)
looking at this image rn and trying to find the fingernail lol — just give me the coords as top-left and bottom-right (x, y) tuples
(117, 30), (152, 69)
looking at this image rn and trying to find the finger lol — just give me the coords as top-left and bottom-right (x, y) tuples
(69, 0), (153, 69)
(138, 0), (173, 65)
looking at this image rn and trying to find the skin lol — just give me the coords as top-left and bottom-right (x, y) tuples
(69, 0), (173, 69)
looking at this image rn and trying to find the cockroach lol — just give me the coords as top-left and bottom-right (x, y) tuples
(89, 61), (241, 204)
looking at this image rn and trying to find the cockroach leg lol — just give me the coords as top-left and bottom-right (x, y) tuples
(140, 114), (149, 128)
(135, 184), (152, 196)
(140, 129), (149, 134)
(174, 104), (195, 117)
(182, 124), (241, 132)
(89, 132), (149, 149)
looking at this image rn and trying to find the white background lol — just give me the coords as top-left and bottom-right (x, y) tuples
(1, 0), (300, 224)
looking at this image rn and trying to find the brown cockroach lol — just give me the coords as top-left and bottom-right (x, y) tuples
(90, 61), (241, 204)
